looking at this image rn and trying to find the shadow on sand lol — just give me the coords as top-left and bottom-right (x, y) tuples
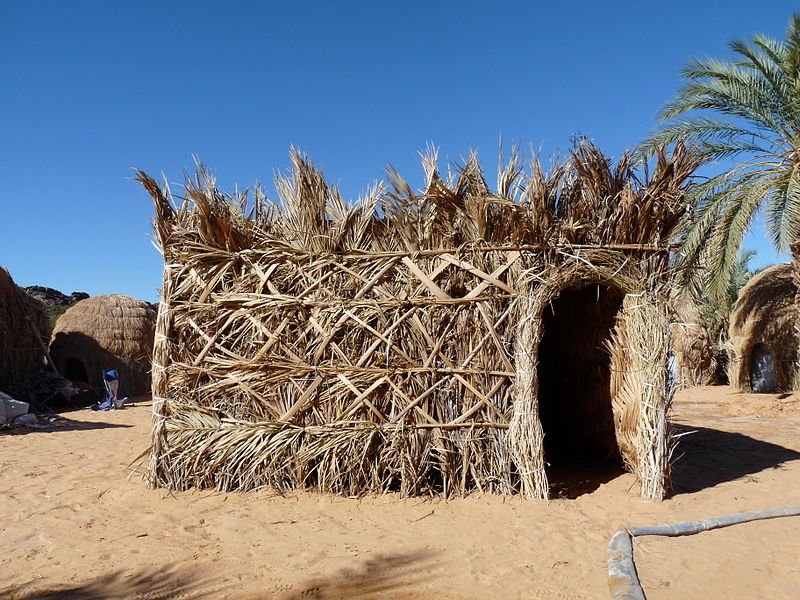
(671, 424), (800, 495)
(0, 565), (219, 600)
(1, 416), (131, 436)
(545, 423), (800, 499)
(282, 551), (434, 599)
(1, 552), (435, 600)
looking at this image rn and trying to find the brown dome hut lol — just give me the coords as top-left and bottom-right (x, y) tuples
(0, 267), (50, 390)
(50, 294), (156, 397)
(728, 263), (799, 393)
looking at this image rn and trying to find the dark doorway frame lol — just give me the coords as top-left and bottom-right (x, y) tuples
(63, 357), (89, 384)
(536, 284), (625, 497)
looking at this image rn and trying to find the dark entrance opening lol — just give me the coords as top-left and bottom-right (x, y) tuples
(537, 284), (624, 498)
(64, 357), (89, 384)
(750, 343), (776, 392)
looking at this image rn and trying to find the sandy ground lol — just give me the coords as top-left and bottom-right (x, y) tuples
(1, 386), (799, 599)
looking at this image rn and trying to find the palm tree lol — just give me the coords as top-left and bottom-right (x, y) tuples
(693, 249), (756, 345)
(640, 13), (800, 297)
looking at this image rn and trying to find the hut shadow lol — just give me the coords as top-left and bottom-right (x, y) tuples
(2, 416), (131, 436)
(671, 424), (800, 495)
(0, 564), (219, 600)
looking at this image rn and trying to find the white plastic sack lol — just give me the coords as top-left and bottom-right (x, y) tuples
(0, 391), (29, 425)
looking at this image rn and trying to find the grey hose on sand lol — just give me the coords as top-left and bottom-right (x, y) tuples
(607, 505), (800, 599)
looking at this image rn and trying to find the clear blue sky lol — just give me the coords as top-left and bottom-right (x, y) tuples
(1, 1), (796, 303)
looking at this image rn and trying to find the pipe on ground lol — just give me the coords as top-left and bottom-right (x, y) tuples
(607, 505), (800, 599)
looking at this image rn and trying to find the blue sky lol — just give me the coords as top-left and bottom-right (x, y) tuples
(1, 1), (796, 302)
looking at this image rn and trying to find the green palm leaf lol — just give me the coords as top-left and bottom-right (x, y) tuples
(641, 13), (800, 298)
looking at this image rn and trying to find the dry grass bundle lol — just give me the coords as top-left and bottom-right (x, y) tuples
(670, 297), (716, 389)
(0, 267), (50, 390)
(626, 295), (675, 498)
(49, 294), (156, 396)
(137, 140), (699, 500)
(728, 263), (799, 392)
(608, 293), (675, 498)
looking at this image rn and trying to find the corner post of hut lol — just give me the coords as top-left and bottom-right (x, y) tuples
(626, 292), (674, 500)
(509, 274), (549, 499)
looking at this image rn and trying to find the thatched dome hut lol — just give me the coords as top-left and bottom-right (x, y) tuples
(670, 298), (715, 389)
(0, 267), (50, 391)
(137, 142), (700, 501)
(50, 294), (156, 397)
(728, 263), (799, 393)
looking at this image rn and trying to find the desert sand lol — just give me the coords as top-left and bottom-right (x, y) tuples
(1, 386), (799, 599)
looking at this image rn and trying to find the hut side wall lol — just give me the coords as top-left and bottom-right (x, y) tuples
(148, 265), (175, 488)
(147, 245), (671, 499)
(149, 248), (527, 495)
(0, 268), (50, 390)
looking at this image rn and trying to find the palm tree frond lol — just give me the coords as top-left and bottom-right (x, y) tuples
(767, 162), (800, 252)
(644, 15), (800, 291)
(706, 172), (781, 296)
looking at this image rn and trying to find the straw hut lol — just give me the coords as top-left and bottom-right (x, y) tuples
(137, 141), (699, 500)
(728, 263), (799, 392)
(49, 294), (156, 397)
(0, 267), (50, 391)
(670, 298), (716, 388)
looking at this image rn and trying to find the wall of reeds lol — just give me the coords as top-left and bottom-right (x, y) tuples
(0, 267), (50, 391)
(137, 141), (698, 500)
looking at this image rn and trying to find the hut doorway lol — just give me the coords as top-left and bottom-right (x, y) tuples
(537, 284), (624, 497)
(750, 343), (776, 392)
(64, 357), (89, 384)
